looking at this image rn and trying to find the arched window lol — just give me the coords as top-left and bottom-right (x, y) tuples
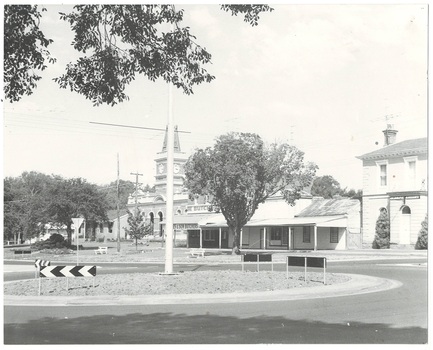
(401, 205), (411, 215)
(158, 211), (163, 222)
(149, 212), (154, 224)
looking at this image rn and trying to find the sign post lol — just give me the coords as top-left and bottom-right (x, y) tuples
(72, 218), (85, 266)
(287, 256), (327, 284)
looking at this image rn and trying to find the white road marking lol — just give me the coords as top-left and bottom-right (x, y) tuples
(377, 263), (427, 267)
(3, 265), (35, 273)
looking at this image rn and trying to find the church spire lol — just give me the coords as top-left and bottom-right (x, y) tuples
(162, 125), (181, 152)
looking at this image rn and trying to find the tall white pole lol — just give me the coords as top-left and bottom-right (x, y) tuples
(117, 154), (121, 252)
(165, 82), (175, 274)
(76, 225), (78, 266)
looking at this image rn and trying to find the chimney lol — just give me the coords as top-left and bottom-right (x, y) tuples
(382, 124), (398, 146)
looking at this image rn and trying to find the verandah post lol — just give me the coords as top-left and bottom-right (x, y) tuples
(304, 256), (307, 282)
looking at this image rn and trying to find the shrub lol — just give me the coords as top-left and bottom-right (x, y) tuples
(373, 209), (390, 249)
(50, 233), (65, 244)
(415, 214), (428, 250)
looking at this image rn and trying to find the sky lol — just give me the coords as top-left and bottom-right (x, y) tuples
(2, 3), (428, 191)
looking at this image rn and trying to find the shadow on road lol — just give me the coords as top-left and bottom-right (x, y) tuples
(4, 312), (427, 344)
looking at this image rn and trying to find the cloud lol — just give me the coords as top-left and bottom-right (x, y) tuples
(187, 5), (221, 39)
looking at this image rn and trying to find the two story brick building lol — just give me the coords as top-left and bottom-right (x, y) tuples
(357, 125), (428, 247)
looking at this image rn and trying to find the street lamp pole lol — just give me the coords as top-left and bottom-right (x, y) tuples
(165, 82), (175, 274)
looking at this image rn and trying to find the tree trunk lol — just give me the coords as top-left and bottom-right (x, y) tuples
(231, 226), (241, 255)
(67, 223), (72, 244)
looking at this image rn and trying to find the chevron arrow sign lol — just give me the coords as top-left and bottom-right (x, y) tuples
(35, 259), (51, 268)
(40, 265), (96, 278)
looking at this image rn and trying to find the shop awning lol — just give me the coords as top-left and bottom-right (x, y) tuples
(247, 215), (348, 228)
(198, 214), (348, 228)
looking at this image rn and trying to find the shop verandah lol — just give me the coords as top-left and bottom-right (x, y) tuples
(188, 215), (353, 251)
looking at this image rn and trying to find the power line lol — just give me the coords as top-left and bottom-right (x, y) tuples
(89, 122), (191, 133)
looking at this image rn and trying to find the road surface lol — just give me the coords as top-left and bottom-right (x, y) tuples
(3, 257), (427, 344)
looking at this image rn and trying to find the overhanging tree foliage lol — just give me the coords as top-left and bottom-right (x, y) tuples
(4, 4), (273, 104)
(184, 132), (317, 254)
(4, 5), (56, 102)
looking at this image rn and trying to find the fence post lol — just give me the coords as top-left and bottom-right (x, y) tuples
(324, 258), (326, 285)
(304, 256), (307, 282)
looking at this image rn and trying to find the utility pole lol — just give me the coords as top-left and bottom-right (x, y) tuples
(117, 154), (121, 253)
(130, 171), (143, 214)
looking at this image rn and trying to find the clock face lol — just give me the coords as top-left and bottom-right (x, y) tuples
(158, 164), (164, 174)
(174, 164), (180, 174)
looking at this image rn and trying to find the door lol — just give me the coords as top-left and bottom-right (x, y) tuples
(221, 229), (229, 248)
(188, 230), (200, 248)
(400, 206), (411, 244)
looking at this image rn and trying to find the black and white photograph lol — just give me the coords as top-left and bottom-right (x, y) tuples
(2, 2), (428, 346)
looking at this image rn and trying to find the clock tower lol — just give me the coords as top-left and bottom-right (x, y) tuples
(154, 125), (188, 194)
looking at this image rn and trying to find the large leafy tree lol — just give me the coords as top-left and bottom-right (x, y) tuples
(311, 175), (362, 199)
(47, 177), (110, 243)
(4, 4), (273, 104)
(4, 5), (56, 102)
(311, 175), (342, 199)
(101, 180), (136, 210)
(184, 132), (317, 254)
(3, 172), (53, 244)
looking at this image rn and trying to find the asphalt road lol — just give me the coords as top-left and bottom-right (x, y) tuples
(3, 258), (428, 344)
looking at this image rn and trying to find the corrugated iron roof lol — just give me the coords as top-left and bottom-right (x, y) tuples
(357, 137), (427, 160)
(296, 198), (360, 217)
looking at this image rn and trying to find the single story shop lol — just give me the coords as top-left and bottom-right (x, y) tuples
(163, 197), (361, 250)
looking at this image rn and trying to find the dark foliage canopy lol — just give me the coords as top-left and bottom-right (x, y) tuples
(4, 5), (56, 102)
(4, 4), (273, 105)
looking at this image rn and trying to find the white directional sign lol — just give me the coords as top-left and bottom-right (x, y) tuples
(71, 218), (85, 229)
(39, 265), (96, 278)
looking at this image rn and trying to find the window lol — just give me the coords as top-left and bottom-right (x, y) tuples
(282, 227), (289, 245)
(303, 227), (311, 243)
(204, 230), (217, 241)
(401, 205), (411, 214)
(380, 164), (387, 186)
(270, 227), (287, 246)
(404, 156), (417, 188)
(376, 160), (388, 187)
(270, 227), (282, 241)
(330, 227), (339, 243)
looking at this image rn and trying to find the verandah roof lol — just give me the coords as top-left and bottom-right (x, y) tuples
(198, 214), (348, 228)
